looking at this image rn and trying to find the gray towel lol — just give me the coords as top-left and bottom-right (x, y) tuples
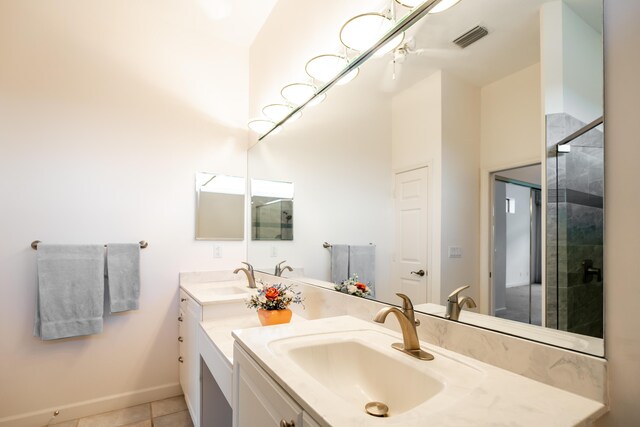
(106, 243), (140, 312)
(330, 244), (350, 284)
(34, 244), (105, 340)
(349, 245), (376, 297)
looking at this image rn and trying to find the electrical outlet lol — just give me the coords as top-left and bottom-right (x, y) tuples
(213, 245), (222, 258)
(270, 246), (278, 257)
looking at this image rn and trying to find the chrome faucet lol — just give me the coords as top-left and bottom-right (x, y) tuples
(373, 293), (434, 361)
(445, 285), (477, 321)
(274, 260), (293, 277)
(234, 262), (256, 288)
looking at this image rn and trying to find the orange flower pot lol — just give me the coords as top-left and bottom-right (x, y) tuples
(257, 308), (292, 326)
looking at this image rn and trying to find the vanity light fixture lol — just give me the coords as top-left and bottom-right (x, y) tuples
(262, 104), (302, 123)
(398, 0), (461, 13)
(305, 54), (359, 85)
(247, 119), (276, 135)
(339, 13), (405, 57)
(281, 83), (326, 107)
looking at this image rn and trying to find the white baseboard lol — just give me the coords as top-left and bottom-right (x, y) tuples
(0, 382), (182, 427)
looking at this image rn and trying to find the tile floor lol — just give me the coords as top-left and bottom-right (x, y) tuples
(43, 395), (194, 427)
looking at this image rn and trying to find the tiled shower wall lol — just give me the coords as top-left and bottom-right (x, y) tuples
(546, 113), (604, 338)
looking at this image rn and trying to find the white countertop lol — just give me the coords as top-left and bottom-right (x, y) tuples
(233, 315), (607, 427)
(200, 312), (307, 366)
(180, 279), (256, 305)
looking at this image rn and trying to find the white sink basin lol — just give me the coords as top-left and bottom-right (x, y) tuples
(270, 331), (446, 416)
(267, 328), (484, 419)
(181, 280), (253, 304)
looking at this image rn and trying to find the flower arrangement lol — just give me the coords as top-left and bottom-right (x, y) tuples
(334, 273), (371, 297)
(246, 282), (304, 311)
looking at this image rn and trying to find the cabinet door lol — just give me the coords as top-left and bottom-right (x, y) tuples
(179, 294), (203, 427)
(233, 344), (303, 427)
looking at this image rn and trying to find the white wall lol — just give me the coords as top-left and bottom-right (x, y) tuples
(599, 1), (640, 425)
(440, 73), (481, 305)
(505, 184), (531, 287)
(541, 1), (603, 124)
(0, 2), (248, 424)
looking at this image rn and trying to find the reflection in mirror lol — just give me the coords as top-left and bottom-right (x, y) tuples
(195, 173), (245, 240)
(248, 0), (603, 356)
(251, 179), (294, 241)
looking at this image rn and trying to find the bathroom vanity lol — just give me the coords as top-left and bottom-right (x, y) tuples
(180, 272), (607, 427)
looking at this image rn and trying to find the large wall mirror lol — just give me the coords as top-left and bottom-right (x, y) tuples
(248, 0), (604, 356)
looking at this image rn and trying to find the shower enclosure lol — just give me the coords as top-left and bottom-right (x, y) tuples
(547, 114), (604, 339)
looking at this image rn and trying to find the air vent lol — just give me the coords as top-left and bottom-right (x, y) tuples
(453, 25), (488, 48)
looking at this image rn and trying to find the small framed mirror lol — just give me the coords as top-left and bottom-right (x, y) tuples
(195, 173), (245, 240)
(251, 179), (294, 241)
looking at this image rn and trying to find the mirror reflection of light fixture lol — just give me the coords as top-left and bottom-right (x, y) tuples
(247, 119), (276, 135)
(305, 54), (360, 86)
(281, 83), (326, 106)
(395, 0), (461, 13)
(339, 13), (405, 57)
(262, 104), (302, 123)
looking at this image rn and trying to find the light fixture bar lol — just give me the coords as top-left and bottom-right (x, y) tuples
(259, 0), (445, 140)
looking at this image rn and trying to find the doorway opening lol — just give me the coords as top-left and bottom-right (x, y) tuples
(491, 163), (542, 325)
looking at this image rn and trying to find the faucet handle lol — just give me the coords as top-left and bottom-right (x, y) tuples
(395, 293), (414, 311)
(276, 260), (287, 267)
(447, 285), (470, 303)
(241, 261), (254, 273)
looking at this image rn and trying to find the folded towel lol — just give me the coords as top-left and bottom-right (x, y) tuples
(106, 243), (140, 312)
(349, 245), (376, 297)
(330, 244), (350, 284)
(34, 244), (105, 340)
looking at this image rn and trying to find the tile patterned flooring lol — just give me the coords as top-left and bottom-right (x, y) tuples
(43, 395), (193, 427)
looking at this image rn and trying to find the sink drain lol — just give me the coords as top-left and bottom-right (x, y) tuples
(365, 401), (389, 417)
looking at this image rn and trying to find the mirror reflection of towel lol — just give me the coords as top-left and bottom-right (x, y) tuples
(330, 244), (349, 284)
(349, 245), (376, 296)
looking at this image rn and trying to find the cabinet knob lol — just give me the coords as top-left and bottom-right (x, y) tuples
(181, 298), (187, 302)
(178, 316), (183, 322)
(178, 357), (184, 363)
(178, 336), (184, 342)
(279, 420), (295, 427)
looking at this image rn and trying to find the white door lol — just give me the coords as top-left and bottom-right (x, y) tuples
(394, 167), (429, 303)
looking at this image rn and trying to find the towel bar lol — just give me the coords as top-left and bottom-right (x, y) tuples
(31, 240), (148, 250)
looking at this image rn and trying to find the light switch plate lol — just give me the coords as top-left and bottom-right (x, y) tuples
(448, 246), (463, 258)
(213, 245), (222, 258)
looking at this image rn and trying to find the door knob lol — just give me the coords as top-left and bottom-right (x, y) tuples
(411, 269), (426, 277)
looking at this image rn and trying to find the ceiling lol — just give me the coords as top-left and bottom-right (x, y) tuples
(355, 0), (602, 95)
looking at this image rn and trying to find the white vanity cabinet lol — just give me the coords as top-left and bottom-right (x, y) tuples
(233, 343), (321, 427)
(179, 290), (203, 427)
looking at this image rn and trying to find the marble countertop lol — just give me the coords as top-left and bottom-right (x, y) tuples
(200, 313), (307, 366)
(233, 315), (607, 427)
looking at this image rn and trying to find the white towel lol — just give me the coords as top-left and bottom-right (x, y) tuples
(106, 243), (141, 312)
(34, 244), (105, 340)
